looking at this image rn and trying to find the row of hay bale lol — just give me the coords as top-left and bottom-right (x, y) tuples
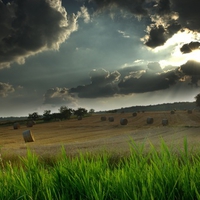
(171, 110), (193, 114)
(142, 117), (169, 126)
(13, 121), (36, 129)
(146, 117), (168, 126)
(101, 116), (169, 126)
(101, 116), (115, 122)
(101, 116), (128, 125)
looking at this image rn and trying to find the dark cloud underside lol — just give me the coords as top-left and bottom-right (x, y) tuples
(0, 0), (77, 68)
(180, 60), (200, 86)
(180, 42), (200, 54)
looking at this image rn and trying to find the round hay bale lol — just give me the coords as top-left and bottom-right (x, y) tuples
(77, 116), (82, 120)
(187, 110), (192, 114)
(147, 117), (154, 124)
(120, 118), (128, 125)
(170, 110), (175, 114)
(101, 116), (107, 121)
(162, 119), (168, 126)
(26, 121), (34, 127)
(22, 130), (35, 143)
(108, 116), (114, 122)
(132, 112), (137, 117)
(13, 123), (20, 129)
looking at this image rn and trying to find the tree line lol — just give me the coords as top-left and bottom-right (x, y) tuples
(28, 106), (95, 122)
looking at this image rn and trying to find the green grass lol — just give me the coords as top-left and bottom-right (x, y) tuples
(1, 139), (200, 199)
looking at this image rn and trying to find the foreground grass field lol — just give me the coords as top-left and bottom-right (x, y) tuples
(1, 139), (200, 200)
(1, 111), (200, 199)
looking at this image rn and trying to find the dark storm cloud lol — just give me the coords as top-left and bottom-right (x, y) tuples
(142, 0), (182, 48)
(70, 68), (120, 98)
(171, 0), (200, 32)
(68, 64), (180, 98)
(118, 68), (178, 94)
(144, 22), (181, 48)
(180, 42), (200, 54)
(90, 0), (148, 16)
(144, 25), (167, 48)
(118, 62), (179, 94)
(180, 60), (200, 86)
(90, 0), (200, 48)
(0, 82), (14, 97)
(156, 0), (170, 15)
(0, 0), (78, 68)
(43, 87), (77, 105)
(144, 0), (200, 48)
(90, 0), (183, 48)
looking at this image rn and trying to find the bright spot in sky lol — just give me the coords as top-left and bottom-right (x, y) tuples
(156, 30), (200, 68)
(185, 50), (200, 62)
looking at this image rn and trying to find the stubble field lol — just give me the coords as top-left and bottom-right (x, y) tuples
(1, 111), (200, 157)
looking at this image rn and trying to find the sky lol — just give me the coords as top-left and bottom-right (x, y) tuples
(1, 0), (200, 117)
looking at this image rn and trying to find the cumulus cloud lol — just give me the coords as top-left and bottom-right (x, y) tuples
(77, 5), (91, 23)
(43, 87), (77, 105)
(0, 0), (78, 68)
(147, 62), (163, 73)
(0, 82), (14, 97)
(180, 42), (200, 54)
(70, 68), (120, 98)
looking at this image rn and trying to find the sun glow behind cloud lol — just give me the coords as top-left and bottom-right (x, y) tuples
(152, 30), (200, 67)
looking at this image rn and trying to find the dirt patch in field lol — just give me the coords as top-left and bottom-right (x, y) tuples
(1, 111), (200, 157)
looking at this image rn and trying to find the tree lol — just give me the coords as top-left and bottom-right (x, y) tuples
(195, 93), (200, 106)
(74, 108), (88, 117)
(89, 109), (95, 114)
(43, 110), (52, 122)
(28, 112), (39, 121)
(52, 112), (62, 121)
(59, 106), (73, 120)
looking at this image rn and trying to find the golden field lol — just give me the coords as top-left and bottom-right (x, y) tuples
(1, 111), (200, 156)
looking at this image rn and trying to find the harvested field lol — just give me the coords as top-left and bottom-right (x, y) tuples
(1, 111), (200, 156)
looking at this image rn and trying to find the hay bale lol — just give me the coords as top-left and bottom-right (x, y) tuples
(132, 112), (137, 117)
(13, 123), (20, 129)
(170, 110), (175, 114)
(77, 116), (82, 120)
(187, 110), (192, 114)
(120, 118), (128, 125)
(147, 117), (154, 124)
(22, 130), (35, 143)
(108, 116), (114, 122)
(26, 121), (34, 127)
(101, 116), (107, 121)
(162, 119), (168, 126)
